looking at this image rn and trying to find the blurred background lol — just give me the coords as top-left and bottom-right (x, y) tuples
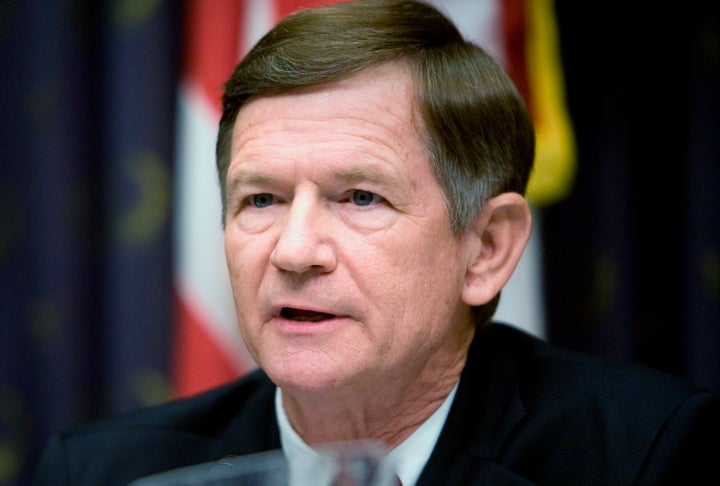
(1, 0), (718, 484)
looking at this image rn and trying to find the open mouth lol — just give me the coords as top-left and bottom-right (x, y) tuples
(280, 307), (336, 323)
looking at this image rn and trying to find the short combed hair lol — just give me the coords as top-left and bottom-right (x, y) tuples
(216, 0), (536, 324)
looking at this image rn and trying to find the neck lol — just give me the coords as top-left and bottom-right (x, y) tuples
(280, 338), (471, 448)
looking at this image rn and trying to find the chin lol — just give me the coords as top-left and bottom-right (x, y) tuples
(265, 353), (362, 395)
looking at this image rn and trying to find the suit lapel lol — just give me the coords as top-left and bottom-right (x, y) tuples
(215, 372), (281, 458)
(418, 324), (531, 485)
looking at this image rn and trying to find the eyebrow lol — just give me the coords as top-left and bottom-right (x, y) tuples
(225, 162), (408, 197)
(332, 166), (396, 186)
(226, 172), (275, 199)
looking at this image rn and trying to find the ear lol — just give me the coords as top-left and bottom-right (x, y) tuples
(461, 192), (532, 306)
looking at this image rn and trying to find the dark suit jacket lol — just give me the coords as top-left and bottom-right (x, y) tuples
(34, 323), (720, 485)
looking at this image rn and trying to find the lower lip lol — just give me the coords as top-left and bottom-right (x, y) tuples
(272, 315), (349, 334)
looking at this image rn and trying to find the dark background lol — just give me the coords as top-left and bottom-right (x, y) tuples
(547, 0), (719, 390)
(1, 1), (718, 485)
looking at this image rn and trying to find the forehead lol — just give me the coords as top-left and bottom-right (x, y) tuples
(230, 63), (426, 168)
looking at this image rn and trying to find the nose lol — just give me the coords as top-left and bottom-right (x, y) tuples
(269, 195), (337, 274)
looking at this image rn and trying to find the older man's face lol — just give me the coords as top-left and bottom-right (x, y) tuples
(224, 63), (475, 395)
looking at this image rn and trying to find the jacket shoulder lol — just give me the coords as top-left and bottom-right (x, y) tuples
(487, 323), (720, 484)
(33, 369), (276, 486)
(491, 323), (708, 408)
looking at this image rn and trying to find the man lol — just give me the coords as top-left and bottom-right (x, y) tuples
(35, 1), (720, 484)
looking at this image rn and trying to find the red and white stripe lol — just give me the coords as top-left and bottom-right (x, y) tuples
(172, 0), (339, 398)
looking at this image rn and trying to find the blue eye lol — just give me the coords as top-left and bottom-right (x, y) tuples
(351, 190), (376, 206)
(250, 193), (274, 208)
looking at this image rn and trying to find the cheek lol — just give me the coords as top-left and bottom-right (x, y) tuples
(357, 229), (465, 316)
(225, 233), (269, 301)
(382, 226), (462, 277)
